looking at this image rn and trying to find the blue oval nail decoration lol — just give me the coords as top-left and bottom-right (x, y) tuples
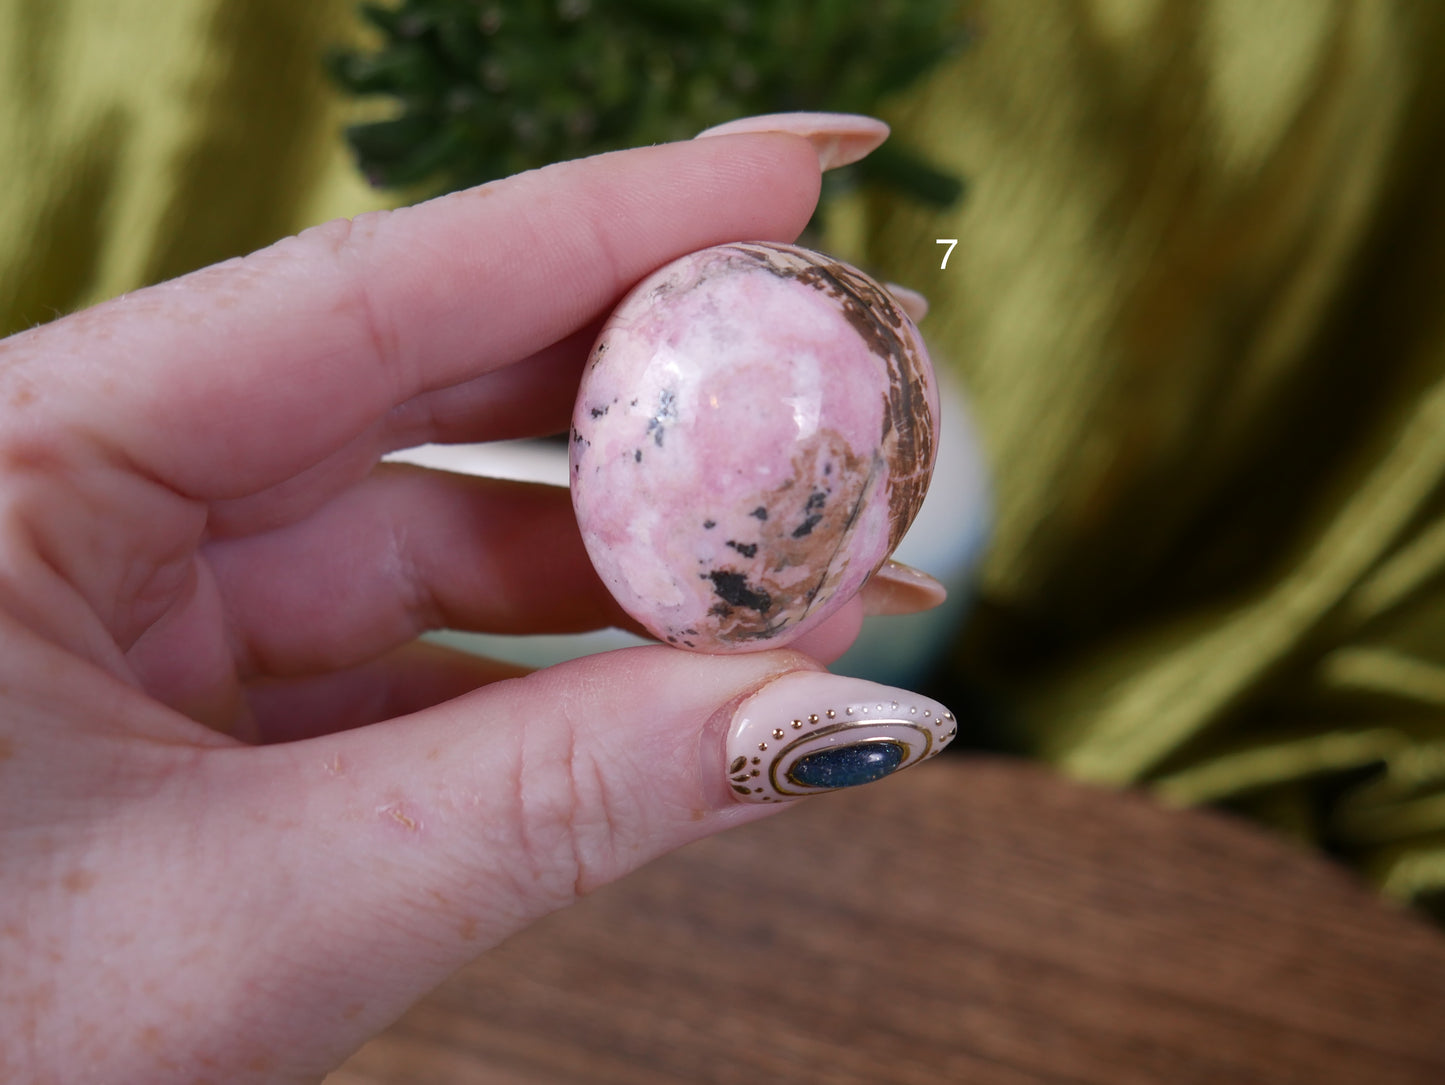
(725, 676), (957, 802)
(786, 740), (907, 789)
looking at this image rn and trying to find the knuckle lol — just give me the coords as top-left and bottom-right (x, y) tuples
(294, 212), (411, 397)
(508, 718), (623, 907)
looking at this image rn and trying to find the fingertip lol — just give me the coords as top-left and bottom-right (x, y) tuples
(859, 561), (948, 617)
(786, 595), (866, 663)
(678, 129), (823, 235)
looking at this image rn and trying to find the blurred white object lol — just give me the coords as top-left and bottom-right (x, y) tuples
(388, 369), (989, 687)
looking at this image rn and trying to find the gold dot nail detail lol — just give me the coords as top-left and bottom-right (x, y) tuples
(725, 673), (959, 804)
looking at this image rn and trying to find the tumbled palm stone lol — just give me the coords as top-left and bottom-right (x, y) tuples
(570, 240), (939, 653)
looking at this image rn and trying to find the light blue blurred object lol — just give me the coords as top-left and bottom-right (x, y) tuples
(395, 370), (989, 688)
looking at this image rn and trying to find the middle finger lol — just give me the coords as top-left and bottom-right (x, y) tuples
(144, 465), (634, 684)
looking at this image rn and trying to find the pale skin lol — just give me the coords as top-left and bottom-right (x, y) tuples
(0, 132), (890, 1083)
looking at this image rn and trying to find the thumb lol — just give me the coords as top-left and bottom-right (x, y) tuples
(205, 645), (956, 1072)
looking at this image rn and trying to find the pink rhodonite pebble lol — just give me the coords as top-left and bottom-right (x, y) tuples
(570, 240), (940, 653)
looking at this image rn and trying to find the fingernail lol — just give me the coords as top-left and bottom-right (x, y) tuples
(725, 672), (957, 803)
(695, 112), (890, 172)
(860, 560), (949, 617)
(884, 282), (929, 323)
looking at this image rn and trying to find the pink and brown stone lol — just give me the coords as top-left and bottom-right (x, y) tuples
(570, 241), (939, 653)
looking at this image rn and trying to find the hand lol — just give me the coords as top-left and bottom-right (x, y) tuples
(0, 114), (953, 1083)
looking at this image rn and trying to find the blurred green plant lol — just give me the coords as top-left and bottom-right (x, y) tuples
(329, 0), (967, 217)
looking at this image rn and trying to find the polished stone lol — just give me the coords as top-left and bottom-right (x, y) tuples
(787, 741), (907, 789)
(570, 241), (940, 653)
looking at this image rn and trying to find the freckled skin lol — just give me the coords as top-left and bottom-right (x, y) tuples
(571, 241), (939, 653)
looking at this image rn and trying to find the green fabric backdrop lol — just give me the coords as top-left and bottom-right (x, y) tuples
(853, 0), (1445, 913)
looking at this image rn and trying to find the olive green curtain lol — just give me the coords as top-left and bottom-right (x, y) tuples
(7, 0), (1445, 912)
(857, 0), (1445, 911)
(0, 0), (385, 337)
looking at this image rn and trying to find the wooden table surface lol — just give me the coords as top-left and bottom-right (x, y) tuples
(328, 755), (1445, 1083)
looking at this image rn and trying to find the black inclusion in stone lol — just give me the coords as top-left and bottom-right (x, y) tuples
(708, 570), (771, 613)
(793, 489), (828, 537)
(786, 741), (907, 789)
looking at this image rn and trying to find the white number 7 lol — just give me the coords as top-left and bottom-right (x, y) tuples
(936, 239), (959, 270)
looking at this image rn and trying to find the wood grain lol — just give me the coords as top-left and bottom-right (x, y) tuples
(328, 756), (1445, 1083)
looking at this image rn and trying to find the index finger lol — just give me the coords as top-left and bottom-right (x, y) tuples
(0, 132), (822, 499)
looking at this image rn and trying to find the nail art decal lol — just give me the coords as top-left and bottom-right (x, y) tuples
(726, 673), (957, 803)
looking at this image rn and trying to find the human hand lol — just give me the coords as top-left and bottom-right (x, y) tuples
(0, 113), (955, 1083)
